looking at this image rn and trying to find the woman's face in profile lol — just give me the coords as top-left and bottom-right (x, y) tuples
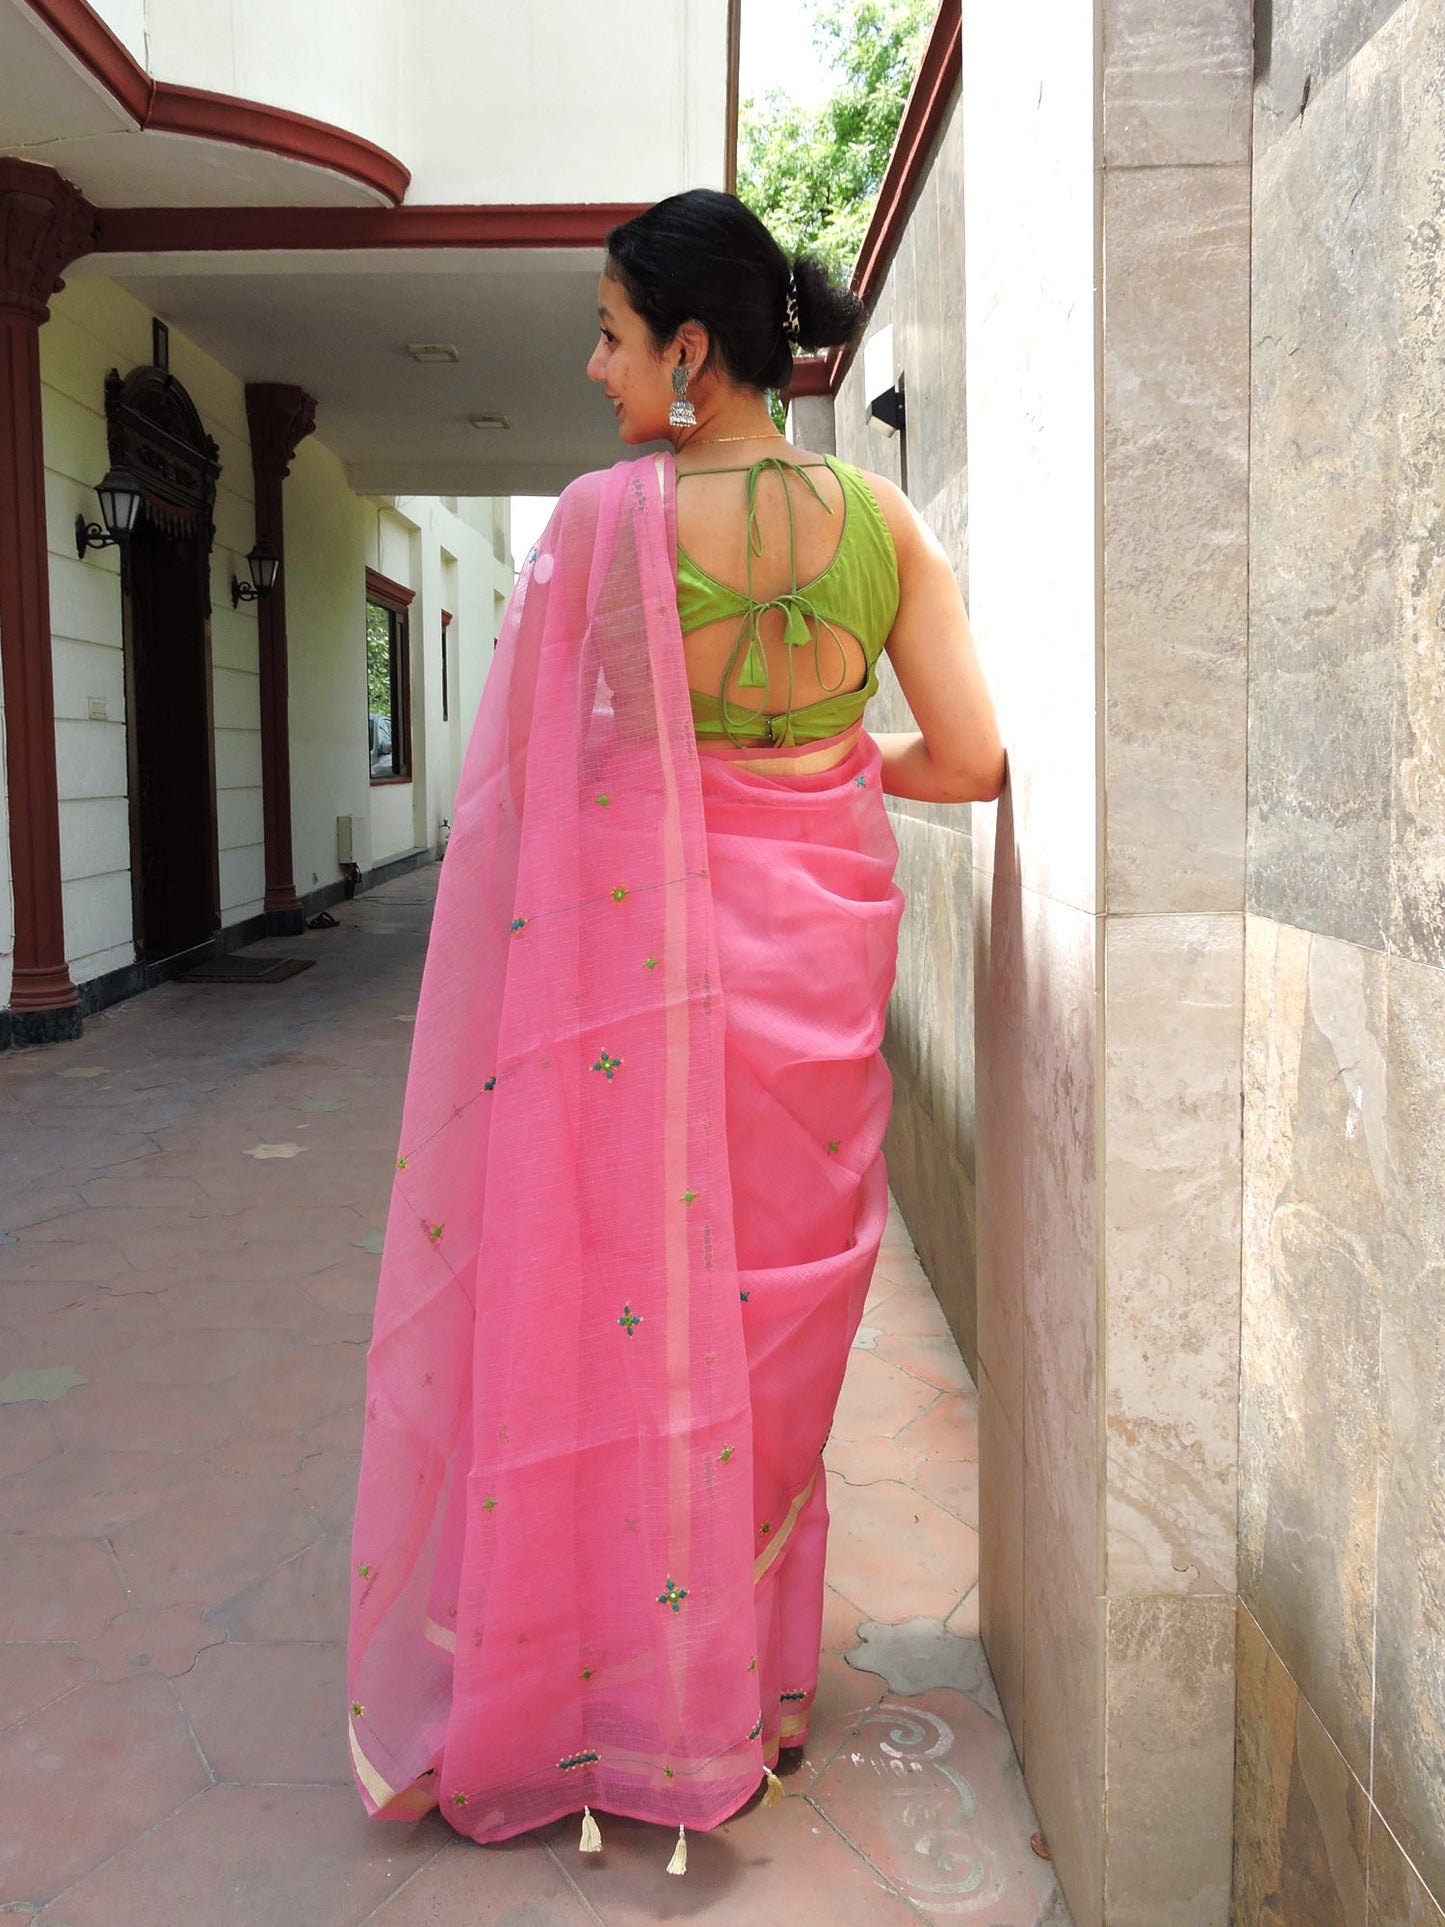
(587, 270), (674, 444)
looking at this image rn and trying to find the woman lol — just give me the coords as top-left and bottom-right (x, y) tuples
(347, 189), (1004, 1875)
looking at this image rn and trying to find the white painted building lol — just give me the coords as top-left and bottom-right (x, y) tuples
(0, 0), (737, 1043)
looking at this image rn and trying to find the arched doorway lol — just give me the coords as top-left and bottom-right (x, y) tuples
(108, 365), (222, 963)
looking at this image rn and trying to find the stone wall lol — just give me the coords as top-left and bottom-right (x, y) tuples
(1236, 2), (1445, 1919)
(828, 95), (978, 1369)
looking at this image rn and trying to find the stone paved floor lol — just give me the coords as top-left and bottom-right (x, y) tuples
(0, 869), (1066, 1925)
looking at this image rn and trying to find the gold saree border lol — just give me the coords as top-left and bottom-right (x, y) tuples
(753, 1467), (817, 1584)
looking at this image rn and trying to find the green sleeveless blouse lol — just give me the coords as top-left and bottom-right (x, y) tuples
(675, 454), (900, 746)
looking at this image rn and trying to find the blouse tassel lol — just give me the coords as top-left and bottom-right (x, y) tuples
(579, 1805), (602, 1853)
(666, 1823), (688, 1876)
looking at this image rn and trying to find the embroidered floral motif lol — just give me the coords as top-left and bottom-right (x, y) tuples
(643, 955), (659, 970)
(591, 1050), (623, 1081)
(747, 1713), (763, 1740)
(596, 793), (611, 807)
(611, 886), (629, 902)
(483, 1075), (497, 1092)
(739, 1290), (750, 1303)
(760, 1521), (773, 1537)
(719, 1445), (734, 1463)
(427, 1223), (445, 1242)
(559, 1750), (600, 1772)
(855, 774), (867, 787)
(827, 1140), (840, 1154)
(396, 1156), (407, 1171)
(351, 1701), (364, 1717)
(657, 1577), (688, 1613)
(357, 1562), (372, 1578)
(510, 917), (527, 935)
(482, 1495), (497, 1511)
(580, 1667), (595, 1681)
(664, 1764), (676, 1780)
(452, 1790), (468, 1806)
(681, 1189), (698, 1205)
(748, 1656), (758, 1673)
(780, 1689), (808, 1702)
(618, 1303), (643, 1335)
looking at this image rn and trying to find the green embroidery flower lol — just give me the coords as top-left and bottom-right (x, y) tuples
(509, 917), (527, 935)
(760, 1521), (773, 1537)
(591, 1050), (622, 1081)
(618, 1303), (642, 1335)
(643, 955), (659, 970)
(657, 1577), (688, 1613)
(681, 1189), (698, 1205)
(482, 1495), (497, 1512)
(827, 1140), (840, 1155)
(580, 1667), (595, 1681)
(611, 885), (629, 902)
(596, 793), (611, 807)
(719, 1445), (734, 1463)
(452, 1790), (468, 1806)
(395, 1156), (407, 1171)
(427, 1223), (444, 1242)
(357, 1562), (372, 1578)
(351, 1701), (364, 1718)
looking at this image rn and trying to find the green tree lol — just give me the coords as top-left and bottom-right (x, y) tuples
(737, 0), (935, 277)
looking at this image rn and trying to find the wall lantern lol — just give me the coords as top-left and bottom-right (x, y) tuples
(862, 326), (906, 438)
(231, 539), (280, 608)
(75, 465), (144, 557)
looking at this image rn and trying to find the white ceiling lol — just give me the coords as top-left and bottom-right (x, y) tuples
(74, 247), (641, 495)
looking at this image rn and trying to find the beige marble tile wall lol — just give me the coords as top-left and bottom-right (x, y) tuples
(1239, 2), (1445, 1919)
(831, 99), (980, 1369)
(964, 1), (1252, 1920)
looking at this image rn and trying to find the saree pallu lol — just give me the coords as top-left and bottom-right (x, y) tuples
(348, 453), (902, 1845)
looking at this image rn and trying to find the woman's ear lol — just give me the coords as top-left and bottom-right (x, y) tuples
(671, 319), (712, 381)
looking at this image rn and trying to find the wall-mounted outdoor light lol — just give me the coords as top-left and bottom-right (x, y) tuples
(863, 326), (906, 438)
(231, 539), (280, 608)
(75, 465), (144, 557)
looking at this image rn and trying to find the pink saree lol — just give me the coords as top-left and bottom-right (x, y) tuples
(348, 451), (902, 1845)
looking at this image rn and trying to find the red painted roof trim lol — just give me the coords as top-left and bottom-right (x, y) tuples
(786, 0), (961, 400)
(94, 202), (648, 255)
(23, 0), (411, 205)
(366, 567), (415, 609)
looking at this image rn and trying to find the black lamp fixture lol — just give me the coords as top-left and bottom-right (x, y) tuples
(231, 539), (280, 609)
(75, 465), (144, 557)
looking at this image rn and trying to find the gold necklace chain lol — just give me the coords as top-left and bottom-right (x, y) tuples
(682, 430), (785, 449)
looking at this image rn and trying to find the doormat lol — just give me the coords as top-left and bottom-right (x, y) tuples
(179, 955), (315, 984)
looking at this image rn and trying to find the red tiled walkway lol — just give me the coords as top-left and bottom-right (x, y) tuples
(0, 869), (1066, 1924)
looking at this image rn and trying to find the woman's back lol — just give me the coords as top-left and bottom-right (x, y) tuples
(674, 446), (898, 747)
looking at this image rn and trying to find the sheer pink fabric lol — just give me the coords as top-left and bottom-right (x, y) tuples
(348, 452), (902, 1842)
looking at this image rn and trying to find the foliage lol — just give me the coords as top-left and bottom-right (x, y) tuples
(737, 0), (935, 277)
(366, 601), (393, 714)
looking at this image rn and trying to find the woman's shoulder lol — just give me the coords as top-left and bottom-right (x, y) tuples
(823, 456), (919, 561)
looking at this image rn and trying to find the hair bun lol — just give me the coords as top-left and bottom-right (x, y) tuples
(790, 255), (865, 355)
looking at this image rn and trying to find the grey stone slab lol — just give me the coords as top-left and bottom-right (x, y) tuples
(1246, 43), (1402, 951)
(1389, 0), (1445, 968)
(1238, 917), (1384, 1786)
(1102, 164), (1249, 914)
(1103, 0), (1253, 165)
(1104, 914), (1243, 1598)
(1233, 1602), (1370, 1927)
(1376, 947), (1445, 1907)
(978, 1362), (1025, 1750)
(1255, 0), (1410, 157)
(1102, 1594), (1235, 1926)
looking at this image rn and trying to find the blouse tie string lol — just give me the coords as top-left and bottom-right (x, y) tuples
(717, 457), (852, 747)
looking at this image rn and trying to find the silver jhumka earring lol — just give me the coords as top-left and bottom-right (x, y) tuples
(669, 363), (697, 428)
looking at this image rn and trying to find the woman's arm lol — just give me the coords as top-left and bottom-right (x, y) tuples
(862, 472), (1006, 805)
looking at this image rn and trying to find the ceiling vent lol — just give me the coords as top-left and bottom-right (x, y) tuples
(468, 414), (511, 431)
(408, 343), (460, 363)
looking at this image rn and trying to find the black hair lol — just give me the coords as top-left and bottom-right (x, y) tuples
(604, 188), (864, 394)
